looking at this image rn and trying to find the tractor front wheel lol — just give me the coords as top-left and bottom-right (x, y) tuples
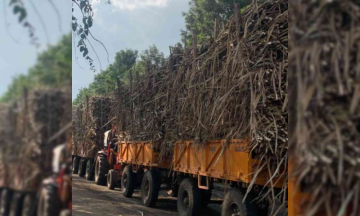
(107, 170), (116, 190)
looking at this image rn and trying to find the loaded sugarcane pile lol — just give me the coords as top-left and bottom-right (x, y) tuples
(108, 0), (288, 208)
(289, 0), (360, 215)
(0, 87), (71, 191)
(75, 96), (112, 158)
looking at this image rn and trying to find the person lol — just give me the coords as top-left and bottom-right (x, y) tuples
(107, 123), (118, 154)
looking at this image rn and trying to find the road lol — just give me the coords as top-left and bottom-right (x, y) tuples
(73, 176), (287, 216)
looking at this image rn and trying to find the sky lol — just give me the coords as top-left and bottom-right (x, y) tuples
(0, 0), (71, 96)
(72, 0), (190, 100)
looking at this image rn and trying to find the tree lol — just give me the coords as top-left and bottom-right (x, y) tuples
(72, 45), (166, 105)
(0, 34), (72, 103)
(181, 0), (251, 45)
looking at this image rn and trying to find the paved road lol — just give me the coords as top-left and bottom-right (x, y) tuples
(73, 176), (222, 216)
(73, 176), (287, 216)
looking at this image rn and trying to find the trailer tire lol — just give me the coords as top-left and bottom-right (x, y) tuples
(177, 178), (201, 216)
(221, 188), (247, 216)
(121, 166), (135, 198)
(78, 158), (86, 177)
(141, 170), (160, 207)
(85, 159), (94, 181)
(72, 157), (80, 174)
(107, 170), (116, 190)
(95, 154), (109, 186)
(9, 192), (23, 216)
(0, 188), (12, 216)
(37, 184), (61, 216)
(21, 193), (36, 216)
(201, 189), (212, 207)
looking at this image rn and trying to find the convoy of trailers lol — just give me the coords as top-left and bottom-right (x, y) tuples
(72, 131), (286, 216)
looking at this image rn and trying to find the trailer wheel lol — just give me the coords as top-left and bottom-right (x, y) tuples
(85, 159), (94, 181)
(95, 154), (109, 186)
(9, 192), (23, 216)
(141, 170), (160, 207)
(177, 178), (201, 216)
(37, 184), (61, 216)
(221, 188), (247, 216)
(21, 193), (36, 216)
(201, 189), (212, 207)
(78, 158), (86, 177)
(107, 170), (116, 190)
(72, 157), (80, 174)
(0, 188), (12, 216)
(121, 166), (135, 198)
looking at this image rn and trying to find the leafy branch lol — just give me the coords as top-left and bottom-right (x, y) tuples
(8, 0), (40, 48)
(72, 0), (110, 72)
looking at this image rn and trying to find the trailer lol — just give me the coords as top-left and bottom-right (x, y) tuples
(101, 138), (286, 216)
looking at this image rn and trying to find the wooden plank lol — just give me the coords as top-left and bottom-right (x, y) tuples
(214, 18), (219, 39)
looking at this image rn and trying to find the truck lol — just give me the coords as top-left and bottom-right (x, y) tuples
(94, 134), (286, 216)
(72, 96), (112, 183)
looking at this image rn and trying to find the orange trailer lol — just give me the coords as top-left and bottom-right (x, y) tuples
(106, 138), (286, 216)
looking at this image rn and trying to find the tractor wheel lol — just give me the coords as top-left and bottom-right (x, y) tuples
(121, 166), (135, 198)
(9, 192), (23, 216)
(72, 157), (80, 174)
(0, 188), (12, 216)
(201, 189), (212, 207)
(21, 193), (36, 216)
(85, 159), (94, 181)
(95, 154), (109, 186)
(177, 178), (201, 216)
(141, 170), (160, 207)
(107, 170), (116, 190)
(221, 188), (247, 216)
(78, 158), (86, 177)
(37, 184), (61, 216)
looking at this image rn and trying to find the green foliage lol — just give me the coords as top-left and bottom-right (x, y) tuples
(181, 0), (251, 45)
(0, 34), (72, 103)
(72, 45), (166, 106)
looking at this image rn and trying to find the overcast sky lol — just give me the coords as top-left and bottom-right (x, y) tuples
(0, 0), (71, 96)
(72, 0), (189, 100)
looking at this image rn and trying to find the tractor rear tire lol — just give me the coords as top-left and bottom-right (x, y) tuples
(107, 170), (116, 190)
(177, 178), (201, 216)
(21, 193), (36, 216)
(78, 158), (86, 177)
(201, 189), (212, 207)
(121, 166), (135, 198)
(37, 184), (61, 216)
(221, 188), (247, 216)
(9, 192), (23, 216)
(85, 159), (94, 181)
(72, 157), (80, 174)
(95, 154), (109, 186)
(141, 170), (160, 207)
(0, 188), (12, 216)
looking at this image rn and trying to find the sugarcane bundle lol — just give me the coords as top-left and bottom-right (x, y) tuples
(289, 0), (360, 215)
(79, 96), (112, 157)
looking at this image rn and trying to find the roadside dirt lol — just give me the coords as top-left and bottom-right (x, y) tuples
(73, 176), (287, 216)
